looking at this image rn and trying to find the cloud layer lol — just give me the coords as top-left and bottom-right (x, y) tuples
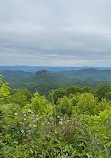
(0, 0), (111, 66)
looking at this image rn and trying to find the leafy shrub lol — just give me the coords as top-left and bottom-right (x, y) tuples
(0, 79), (111, 157)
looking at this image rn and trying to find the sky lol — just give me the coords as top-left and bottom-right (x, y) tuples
(0, 0), (111, 66)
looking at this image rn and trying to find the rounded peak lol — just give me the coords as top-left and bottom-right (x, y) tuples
(35, 70), (54, 77)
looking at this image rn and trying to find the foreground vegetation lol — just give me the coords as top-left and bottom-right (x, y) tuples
(0, 75), (111, 157)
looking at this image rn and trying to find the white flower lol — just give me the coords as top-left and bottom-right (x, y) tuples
(29, 124), (32, 127)
(28, 109), (31, 112)
(41, 123), (44, 126)
(24, 114), (26, 117)
(49, 117), (53, 120)
(35, 118), (39, 121)
(21, 130), (24, 133)
(23, 118), (26, 121)
(14, 113), (18, 116)
(59, 121), (63, 125)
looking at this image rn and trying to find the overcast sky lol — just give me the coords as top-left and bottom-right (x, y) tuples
(0, 0), (111, 66)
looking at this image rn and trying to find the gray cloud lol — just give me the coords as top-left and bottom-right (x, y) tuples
(0, 0), (111, 66)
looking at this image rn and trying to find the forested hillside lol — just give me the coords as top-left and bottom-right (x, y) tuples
(1, 68), (109, 98)
(57, 68), (111, 81)
(0, 75), (111, 157)
(0, 70), (33, 82)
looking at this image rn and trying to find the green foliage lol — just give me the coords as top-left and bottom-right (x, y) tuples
(66, 86), (81, 96)
(76, 93), (97, 115)
(49, 88), (66, 104)
(96, 98), (110, 114)
(57, 96), (73, 117)
(1, 79), (111, 157)
(87, 109), (111, 156)
(10, 89), (32, 107)
(96, 83), (111, 101)
(29, 92), (52, 117)
(0, 75), (10, 104)
(81, 86), (94, 94)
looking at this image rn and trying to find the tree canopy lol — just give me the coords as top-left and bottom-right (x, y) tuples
(1, 78), (111, 157)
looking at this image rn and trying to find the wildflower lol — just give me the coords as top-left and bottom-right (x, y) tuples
(41, 123), (44, 126)
(14, 113), (18, 116)
(59, 121), (63, 125)
(29, 124), (32, 127)
(35, 118), (39, 121)
(28, 109), (32, 113)
(49, 117), (53, 120)
(21, 130), (24, 133)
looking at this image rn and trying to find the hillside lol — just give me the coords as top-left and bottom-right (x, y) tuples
(0, 70), (33, 82)
(58, 68), (111, 81)
(1, 69), (106, 98)
(2, 68), (111, 83)
(35, 70), (54, 77)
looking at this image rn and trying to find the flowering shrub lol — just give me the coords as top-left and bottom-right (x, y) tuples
(0, 75), (10, 104)
(0, 78), (111, 157)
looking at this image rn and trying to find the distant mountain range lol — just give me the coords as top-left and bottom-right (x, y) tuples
(0, 65), (111, 72)
(58, 68), (111, 81)
(1, 68), (111, 97)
